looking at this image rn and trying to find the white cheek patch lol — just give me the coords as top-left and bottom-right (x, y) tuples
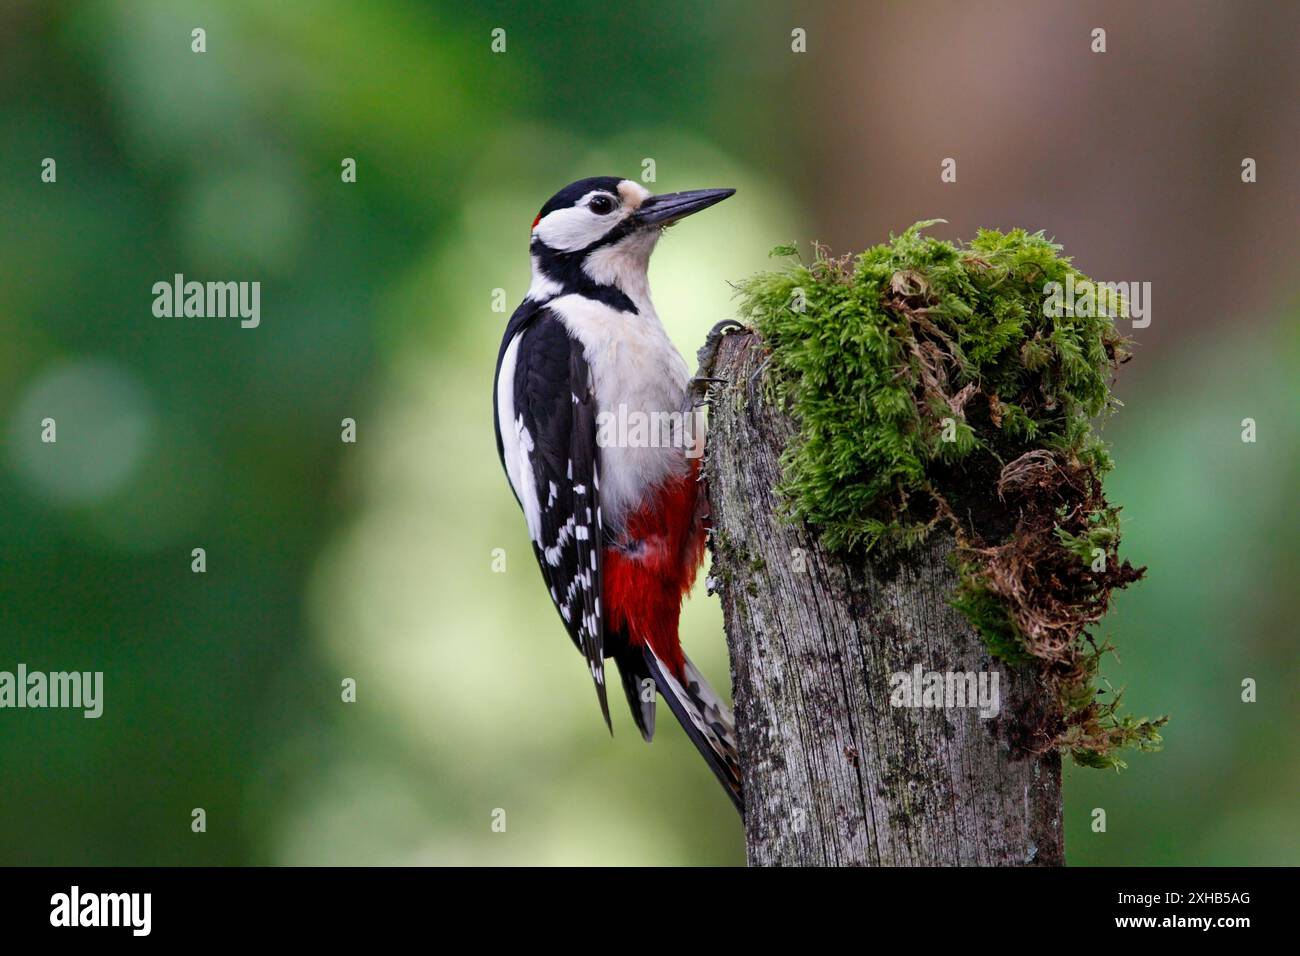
(533, 204), (612, 252)
(534, 189), (629, 252)
(533, 186), (657, 253)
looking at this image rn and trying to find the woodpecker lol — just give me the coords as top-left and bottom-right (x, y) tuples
(493, 176), (743, 811)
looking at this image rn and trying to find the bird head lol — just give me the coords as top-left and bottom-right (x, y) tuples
(527, 177), (734, 308)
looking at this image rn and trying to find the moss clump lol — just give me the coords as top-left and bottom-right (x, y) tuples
(738, 222), (1121, 550)
(734, 222), (1166, 769)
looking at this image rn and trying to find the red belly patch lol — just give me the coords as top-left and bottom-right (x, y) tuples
(602, 460), (707, 679)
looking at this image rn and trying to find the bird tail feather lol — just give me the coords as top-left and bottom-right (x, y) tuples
(643, 645), (743, 813)
(613, 642), (656, 742)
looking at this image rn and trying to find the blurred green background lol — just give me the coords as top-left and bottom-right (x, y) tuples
(1, 0), (1295, 865)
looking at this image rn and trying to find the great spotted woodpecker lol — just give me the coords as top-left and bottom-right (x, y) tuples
(493, 177), (743, 811)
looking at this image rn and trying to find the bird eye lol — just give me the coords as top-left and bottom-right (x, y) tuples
(589, 195), (616, 215)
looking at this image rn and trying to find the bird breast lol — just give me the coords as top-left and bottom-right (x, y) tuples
(547, 292), (700, 532)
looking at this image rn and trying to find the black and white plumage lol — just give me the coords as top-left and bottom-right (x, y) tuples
(493, 176), (744, 811)
(495, 301), (610, 723)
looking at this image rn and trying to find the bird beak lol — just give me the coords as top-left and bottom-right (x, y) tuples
(635, 188), (735, 227)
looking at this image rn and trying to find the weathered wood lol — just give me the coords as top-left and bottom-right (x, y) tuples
(703, 329), (1063, 867)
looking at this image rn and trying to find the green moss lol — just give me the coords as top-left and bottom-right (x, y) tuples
(737, 222), (1124, 551)
(733, 222), (1165, 769)
(1055, 510), (1120, 566)
(950, 562), (1035, 666)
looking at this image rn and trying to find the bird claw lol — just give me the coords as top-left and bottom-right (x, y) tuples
(679, 321), (746, 417)
(680, 375), (725, 415)
(683, 320), (746, 412)
(695, 319), (746, 377)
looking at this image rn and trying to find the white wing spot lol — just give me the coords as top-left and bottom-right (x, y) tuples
(543, 516), (576, 567)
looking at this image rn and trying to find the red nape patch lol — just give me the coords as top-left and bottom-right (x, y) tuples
(531, 213), (542, 230)
(602, 462), (708, 680)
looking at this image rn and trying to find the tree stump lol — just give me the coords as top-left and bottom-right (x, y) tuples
(703, 329), (1064, 867)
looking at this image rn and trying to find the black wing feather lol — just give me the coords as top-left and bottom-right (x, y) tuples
(497, 308), (609, 727)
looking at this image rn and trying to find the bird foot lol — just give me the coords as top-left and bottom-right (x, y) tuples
(681, 320), (746, 413)
(680, 376), (727, 417)
(695, 319), (746, 377)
